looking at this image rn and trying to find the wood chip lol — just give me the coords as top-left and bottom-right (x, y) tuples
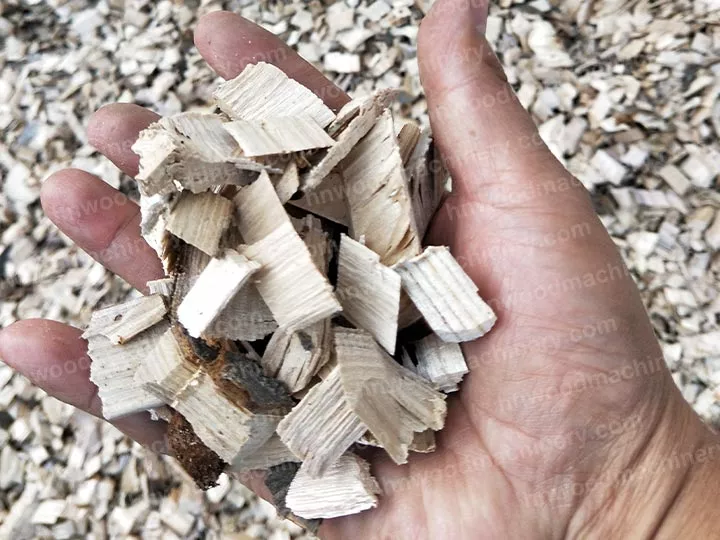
(31, 499), (67, 525)
(336, 234), (401, 354)
(224, 116), (335, 157)
(405, 129), (448, 238)
(262, 320), (333, 394)
(394, 247), (497, 342)
(658, 164), (692, 195)
(289, 172), (350, 226)
(166, 192), (234, 257)
(83, 294), (167, 345)
(132, 113), (258, 196)
(276, 367), (367, 477)
(273, 162), (300, 204)
(177, 250), (260, 338)
(242, 222), (341, 330)
(229, 435), (300, 472)
(205, 285), (278, 341)
(86, 321), (168, 420)
(285, 454), (380, 519)
(213, 62), (335, 128)
(302, 90), (397, 191)
(335, 328), (446, 464)
(414, 334), (468, 393)
(324, 52), (361, 74)
(233, 170), (291, 244)
(147, 278), (175, 298)
(135, 329), (280, 463)
(340, 109), (421, 265)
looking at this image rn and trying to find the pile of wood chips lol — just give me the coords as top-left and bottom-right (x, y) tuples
(84, 61), (496, 527)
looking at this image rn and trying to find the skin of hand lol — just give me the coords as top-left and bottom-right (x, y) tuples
(1, 0), (718, 538)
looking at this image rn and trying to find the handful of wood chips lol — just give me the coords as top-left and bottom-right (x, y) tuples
(84, 63), (496, 526)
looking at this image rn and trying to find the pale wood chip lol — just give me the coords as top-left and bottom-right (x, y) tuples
(658, 164), (692, 195)
(87, 321), (169, 420)
(277, 367), (367, 477)
(234, 170), (292, 244)
(410, 430), (437, 453)
(242, 222), (341, 330)
(224, 116), (335, 157)
(83, 294), (166, 345)
(414, 333), (468, 393)
(293, 214), (331, 275)
(132, 113), (259, 196)
(168, 244), (212, 319)
(213, 62), (335, 128)
(273, 161), (300, 204)
(147, 278), (175, 298)
(285, 454), (380, 519)
(159, 113), (239, 161)
(340, 109), (422, 266)
(31, 499), (67, 525)
(360, 428), (435, 453)
(397, 122), (422, 164)
(289, 172), (349, 226)
(177, 250), (260, 338)
(335, 328), (446, 465)
(324, 52), (361, 73)
(262, 320), (333, 393)
(132, 126), (177, 196)
(166, 191), (234, 257)
(336, 234), (401, 354)
(229, 435), (300, 472)
(260, 217), (333, 392)
(205, 285), (278, 341)
(394, 247), (497, 342)
(140, 193), (174, 272)
(405, 129), (449, 238)
(302, 90), (397, 191)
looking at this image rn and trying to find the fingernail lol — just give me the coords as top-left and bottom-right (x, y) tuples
(468, 0), (489, 34)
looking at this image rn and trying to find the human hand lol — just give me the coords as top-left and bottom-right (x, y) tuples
(1, 1), (718, 538)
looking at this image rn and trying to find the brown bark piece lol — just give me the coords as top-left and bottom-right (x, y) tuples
(167, 411), (226, 490)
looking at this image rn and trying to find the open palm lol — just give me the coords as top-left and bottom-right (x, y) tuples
(1, 2), (716, 539)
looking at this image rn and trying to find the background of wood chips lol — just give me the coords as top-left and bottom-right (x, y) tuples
(0, 0), (718, 537)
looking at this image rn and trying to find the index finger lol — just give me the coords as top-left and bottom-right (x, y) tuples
(89, 12), (352, 179)
(194, 11), (350, 111)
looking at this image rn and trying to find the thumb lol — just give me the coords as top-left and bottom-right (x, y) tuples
(417, 0), (654, 347)
(418, 0), (583, 208)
